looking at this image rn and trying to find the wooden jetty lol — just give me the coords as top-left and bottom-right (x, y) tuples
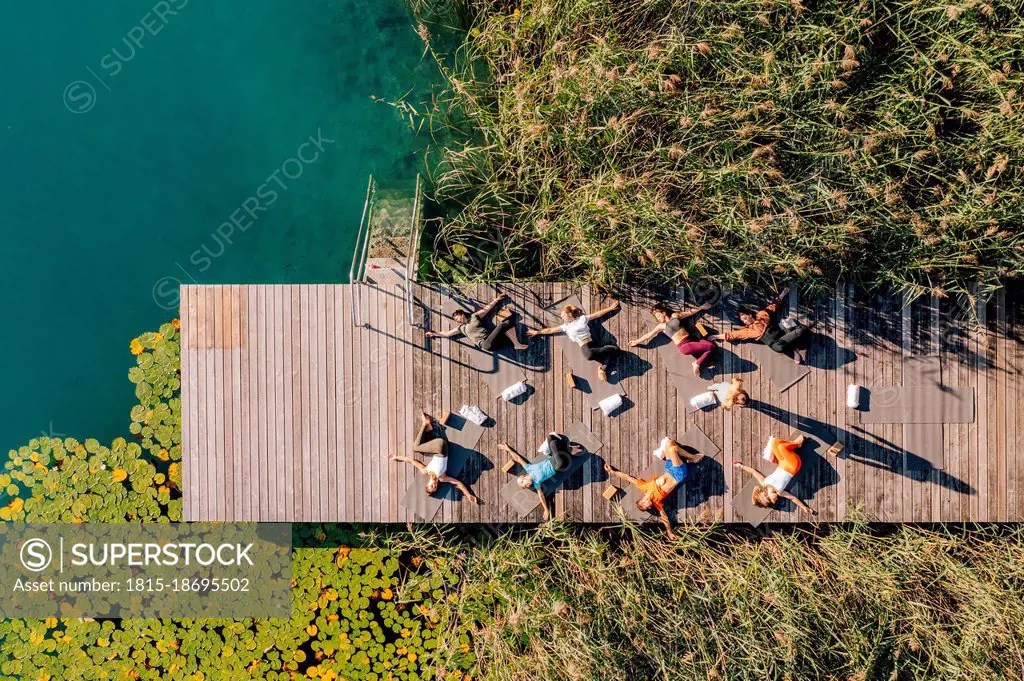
(179, 266), (1024, 524)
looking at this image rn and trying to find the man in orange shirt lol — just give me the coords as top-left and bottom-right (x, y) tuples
(604, 440), (704, 540)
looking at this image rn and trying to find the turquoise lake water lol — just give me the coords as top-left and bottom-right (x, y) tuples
(0, 1), (435, 451)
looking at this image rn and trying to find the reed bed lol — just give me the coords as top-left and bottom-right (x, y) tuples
(408, 0), (1024, 298)
(400, 522), (1024, 680)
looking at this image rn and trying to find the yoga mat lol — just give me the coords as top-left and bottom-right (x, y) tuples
(545, 294), (625, 410)
(746, 342), (810, 393)
(641, 310), (706, 413)
(859, 386), (975, 424)
(566, 421), (604, 454)
(904, 355), (942, 388)
(400, 413), (486, 522)
(732, 477), (774, 528)
(901, 356), (946, 469)
(904, 423), (944, 470)
(677, 425), (722, 460)
(440, 296), (528, 398)
(500, 421), (600, 518)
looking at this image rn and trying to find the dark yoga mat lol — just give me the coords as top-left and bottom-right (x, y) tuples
(641, 310), (706, 413)
(746, 341), (810, 393)
(545, 294), (625, 410)
(612, 426), (721, 522)
(500, 421), (601, 518)
(439, 296), (528, 399)
(400, 413), (486, 522)
(859, 386), (975, 424)
(732, 428), (828, 527)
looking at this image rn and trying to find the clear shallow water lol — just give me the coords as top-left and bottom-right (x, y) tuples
(0, 1), (433, 450)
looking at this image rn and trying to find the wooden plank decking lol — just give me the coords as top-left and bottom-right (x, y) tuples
(180, 273), (1024, 523)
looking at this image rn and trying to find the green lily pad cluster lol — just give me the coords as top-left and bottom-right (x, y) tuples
(0, 320), (477, 681)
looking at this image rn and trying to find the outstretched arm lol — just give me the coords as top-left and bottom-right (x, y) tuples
(390, 454), (427, 474)
(498, 442), (529, 467)
(425, 327), (462, 339)
(629, 323), (665, 347)
(657, 507), (678, 540)
(732, 461), (767, 486)
(773, 286), (792, 306)
(589, 300), (622, 321)
(475, 293), (507, 317)
(675, 303), (714, 320)
(527, 325), (563, 337)
(441, 475), (480, 504)
(603, 463), (640, 486)
(779, 490), (815, 515)
(536, 488), (551, 521)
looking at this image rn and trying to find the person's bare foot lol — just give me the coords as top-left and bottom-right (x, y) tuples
(691, 361), (701, 378)
(597, 364), (608, 382)
(420, 412), (432, 428)
(513, 342), (529, 350)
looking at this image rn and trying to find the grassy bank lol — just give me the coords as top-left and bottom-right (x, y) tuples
(407, 521), (1024, 680)
(411, 0), (1023, 297)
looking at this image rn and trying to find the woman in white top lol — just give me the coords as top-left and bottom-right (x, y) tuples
(732, 435), (816, 514)
(389, 412), (480, 503)
(527, 301), (622, 381)
(708, 378), (750, 410)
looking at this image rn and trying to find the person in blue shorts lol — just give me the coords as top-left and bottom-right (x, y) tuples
(499, 434), (582, 521)
(604, 438), (705, 540)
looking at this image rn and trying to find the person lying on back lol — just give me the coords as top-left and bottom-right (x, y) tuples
(527, 301), (622, 382)
(630, 302), (717, 377)
(710, 287), (790, 343)
(733, 434), (816, 515)
(499, 436), (583, 521)
(427, 292), (528, 352)
(603, 438), (705, 540)
(389, 412), (481, 504)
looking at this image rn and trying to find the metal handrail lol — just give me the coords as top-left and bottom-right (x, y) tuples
(349, 175), (376, 327)
(405, 174), (423, 328)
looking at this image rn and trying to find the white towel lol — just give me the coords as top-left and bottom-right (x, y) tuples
(762, 436), (778, 462)
(689, 391), (717, 410)
(501, 381), (529, 401)
(652, 436), (671, 460)
(598, 393), (623, 416)
(846, 384), (863, 409)
(458, 404), (488, 426)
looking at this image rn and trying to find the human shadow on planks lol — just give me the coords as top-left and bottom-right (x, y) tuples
(749, 400), (975, 496)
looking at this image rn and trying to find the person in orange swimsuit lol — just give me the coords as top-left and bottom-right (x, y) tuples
(603, 439), (705, 540)
(733, 435), (816, 514)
